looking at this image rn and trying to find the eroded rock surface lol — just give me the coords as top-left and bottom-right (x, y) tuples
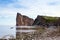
(32, 15), (60, 27)
(16, 13), (60, 40)
(32, 15), (46, 26)
(16, 13), (34, 26)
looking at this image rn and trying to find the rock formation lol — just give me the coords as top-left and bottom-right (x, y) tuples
(16, 13), (60, 26)
(32, 15), (46, 26)
(32, 15), (60, 27)
(16, 13), (34, 26)
(16, 13), (60, 40)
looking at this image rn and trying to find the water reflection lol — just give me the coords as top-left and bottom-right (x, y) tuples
(16, 26), (43, 40)
(17, 30), (36, 32)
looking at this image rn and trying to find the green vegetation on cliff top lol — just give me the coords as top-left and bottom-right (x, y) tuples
(43, 16), (59, 22)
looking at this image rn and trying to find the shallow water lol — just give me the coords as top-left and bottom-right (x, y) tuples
(0, 25), (16, 39)
(16, 26), (60, 40)
(17, 30), (36, 32)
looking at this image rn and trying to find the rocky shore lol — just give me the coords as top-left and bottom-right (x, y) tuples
(16, 13), (60, 40)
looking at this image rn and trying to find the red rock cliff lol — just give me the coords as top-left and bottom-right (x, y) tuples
(16, 13), (34, 26)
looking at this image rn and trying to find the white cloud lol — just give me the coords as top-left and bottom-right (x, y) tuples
(0, 0), (60, 25)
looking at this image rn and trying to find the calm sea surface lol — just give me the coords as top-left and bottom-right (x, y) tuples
(0, 25), (16, 38)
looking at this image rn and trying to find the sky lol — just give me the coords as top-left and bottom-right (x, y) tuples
(0, 0), (60, 25)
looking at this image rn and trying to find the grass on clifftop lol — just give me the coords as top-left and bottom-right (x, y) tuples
(43, 16), (59, 22)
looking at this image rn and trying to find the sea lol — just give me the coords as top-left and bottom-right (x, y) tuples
(0, 25), (16, 39)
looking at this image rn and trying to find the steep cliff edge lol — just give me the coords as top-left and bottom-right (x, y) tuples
(16, 13), (60, 26)
(16, 13), (60, 40)
(32, 15), (46, 26)
(16, 13), (34, 26)
(32, 15), (60, 27)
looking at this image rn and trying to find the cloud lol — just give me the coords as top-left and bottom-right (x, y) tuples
(48, 2), (57, 5)
(48, 1), (60, 5)
(47, 0), (60, 6)
(0, 0), (60, 25)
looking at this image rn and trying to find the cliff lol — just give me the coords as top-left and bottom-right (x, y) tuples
(16, 13), (34, 26)
(32, 15), (60, 27)
(16, 13), (60, 40)
(32, 15), (46, 26)
(16, 13), (60, 26)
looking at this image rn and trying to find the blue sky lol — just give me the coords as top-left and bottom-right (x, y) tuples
(0, 0), (60, 25)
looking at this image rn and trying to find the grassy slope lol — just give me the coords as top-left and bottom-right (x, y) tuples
(43, 16), (59, 23)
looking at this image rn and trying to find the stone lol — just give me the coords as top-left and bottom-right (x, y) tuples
(16, 13), (34, 26)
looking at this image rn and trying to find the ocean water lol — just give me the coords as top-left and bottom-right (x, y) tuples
(16, 26), (37, 33)
(0, 25), (16, 38)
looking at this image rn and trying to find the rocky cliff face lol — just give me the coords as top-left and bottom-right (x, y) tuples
(32, 15), (60, 27)
(16, 13), (60, 40)
(32, 15), (46, 26)
(32, 15), (50, 27)
(16, 13), (34, 26)
(16, 13), (60, 26)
